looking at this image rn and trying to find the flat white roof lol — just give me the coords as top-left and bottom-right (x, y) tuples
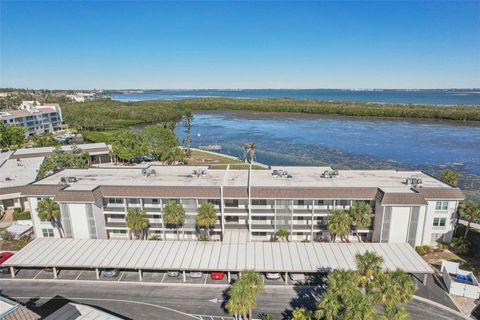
(5, 238), (433, 274)
(13, 143), (109, 156)
(251, 167), (448, 189)
(33, 165), (449, 191)
(0, 157), (44, 188)
(36, 166), (249, 188)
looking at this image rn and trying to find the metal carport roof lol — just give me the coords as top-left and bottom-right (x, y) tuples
(4, 239), (433, 274)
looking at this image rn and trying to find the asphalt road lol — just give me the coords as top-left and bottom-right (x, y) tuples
(0, 280), (466, 320)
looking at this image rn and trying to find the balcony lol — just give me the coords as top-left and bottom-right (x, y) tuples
(103, 206), (125, 213)
(105, 221), (127, 228)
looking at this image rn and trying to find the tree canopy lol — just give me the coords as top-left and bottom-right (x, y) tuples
(0, 123), (26, 149)
(111, 130), (147, 162)
(441, 169), (459, 186)
(349, 201), (373, 242)
(33, 133), (61, 147)
(327, 209), (351, 242)
(140, 125), (179, 161)
(38, 145), (90, 178)
(126, 208), (149, 239)
(163, 200), (185, 239)
(195, 202), (217, 239)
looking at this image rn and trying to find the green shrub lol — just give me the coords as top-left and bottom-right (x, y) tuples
(198, 234), (209, 241)
(415, 245), (434, 256)
(12, 210), (31, 221)
(0, 230), (15, 241)
(449, 237), (471, 255)
(149, 235), (162, 241)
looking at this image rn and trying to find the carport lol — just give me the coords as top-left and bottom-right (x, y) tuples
(3, 238), (433, 284)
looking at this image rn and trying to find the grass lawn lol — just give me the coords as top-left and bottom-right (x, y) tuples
(186, 149), (266, 169)
(422, 225), (480, 277)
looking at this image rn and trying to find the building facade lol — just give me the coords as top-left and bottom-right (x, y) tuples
(23, 166), (464, 246)
(0, 101), (62, 137)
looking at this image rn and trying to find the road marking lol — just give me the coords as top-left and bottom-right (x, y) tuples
(208, 298), (225, 304)
(33, 270), (42, 280)
(11, 296), (201, 319)
(75, 271), (83, 280)
(118, 271), (125, 282)
(161, 272), (166, 283)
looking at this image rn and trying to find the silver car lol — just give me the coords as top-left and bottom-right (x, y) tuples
(190, 271), (203, 278)
(167, 271), (180, 277)
(102, 269), (119, 278)
(265, 272), (281, 280)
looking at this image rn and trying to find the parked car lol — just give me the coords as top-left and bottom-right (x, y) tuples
(0, 252), (14, 274)
(265, 272), (281, 280)
(289, 273), (305, 282)
(102, 269), (119, 278)
(211, 272), (224, 280)
(190, 271), (203, 278)
(167, 271), (180, 277)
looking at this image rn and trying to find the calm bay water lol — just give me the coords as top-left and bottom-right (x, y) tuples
(108, 89), (480, 105)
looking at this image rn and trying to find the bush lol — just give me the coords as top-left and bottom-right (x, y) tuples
(415, 245), (434, 256)
(0, 230), (15, 241)
(449, 237), (471, 255)
(12, 210), (31, 221)
(198, 234), (209, 241)
(149, 235), (162, 241)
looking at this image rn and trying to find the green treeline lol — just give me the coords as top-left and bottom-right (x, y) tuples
(180, 98), (480, 122)
(62, 97), (480, 125)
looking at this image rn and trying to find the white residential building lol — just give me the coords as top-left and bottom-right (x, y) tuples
(23, 166), (464, 246)
(66, 93), (95, 102)
(0, 101), (63, 137)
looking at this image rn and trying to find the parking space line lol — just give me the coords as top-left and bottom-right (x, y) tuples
(33, 270), (42, 280)
(75, 271), (84, 280)
(161, 272), (166, 283)
(204, 275), (208, 285)
(118, 271), (125, 282)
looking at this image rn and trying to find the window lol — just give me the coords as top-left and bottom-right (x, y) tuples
(151, 199), (160, 204)
(252, 199), (267, 206)
(42, 228), (54, 238)
(127, 198), (140, 204)
(435, 201), (448, 211)
(433, 217), (446, 227)
(252, 232), (267, 236)
(207, 199), (221, 206)
(108, 198), (123, 204)
(224, 199), (238, 207)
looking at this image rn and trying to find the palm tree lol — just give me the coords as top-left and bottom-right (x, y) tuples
(196, 202), (217, 240)
(315, 290), (340, 320)
(370, 269), (415, 308)
(226, 280), (251, 320)
(291, 307), (313, 320)
(457, 200), (480, 238)
(163, 200), (185, 240)
(241, 270), (264, 319)
(259, 314), (276, 320)
(248, 142), (256, 163)
(327, 209), (351, 242)
(276, 227), (289, 242)
(441, 169), (459, 186)
(349, 201), (372, 242)
(327, 270), (361, 295)
(355, 251), (384, 288)
(126, 208), (149, 239)
(182, 109), (193, 156)
(242, 144), (249, 163)
(342, 290), (376, 320)
(380, 303), (409, 320)
(37, 198), (63, 238)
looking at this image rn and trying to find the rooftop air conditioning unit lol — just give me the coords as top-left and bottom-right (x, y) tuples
(67, 177), (77, 183)
(60, 177), (67, 184)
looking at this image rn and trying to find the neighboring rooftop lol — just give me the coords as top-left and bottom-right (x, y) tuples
(44, 303), (123, 320)
(0, 156), (44, 189)
(10, 143), (110, 159)
(0, 296), (40, 320)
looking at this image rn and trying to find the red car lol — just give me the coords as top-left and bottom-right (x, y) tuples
(0, 252), (14, 273)
(211, 272), (225, 280)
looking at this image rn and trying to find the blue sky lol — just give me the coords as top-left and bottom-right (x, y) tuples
(1, 1), (479, 89)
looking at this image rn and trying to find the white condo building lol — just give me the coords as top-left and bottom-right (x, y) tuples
(0, 101), (63, 137)
(23, 165), (464, 246)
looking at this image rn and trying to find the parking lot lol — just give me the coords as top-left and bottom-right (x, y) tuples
(0, 268), (323, 286)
